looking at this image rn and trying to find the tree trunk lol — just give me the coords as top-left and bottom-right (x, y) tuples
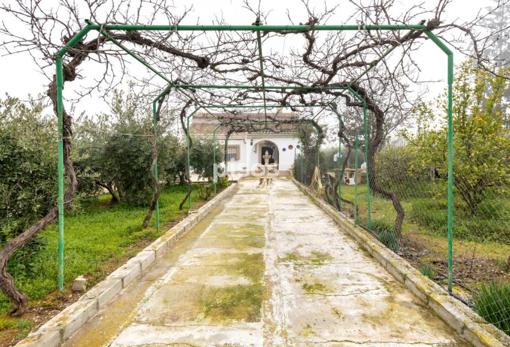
(349, 85), (405, 237)
(367, 119), (405, 236)
(0, 208), (57, 315)
(143, 136), (161, 228)
(0, 62), (80, 315)
(96, 181), (119, 204)
(334, 145), (354, 211)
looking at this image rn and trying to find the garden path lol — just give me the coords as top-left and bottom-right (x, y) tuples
(69, 178), (467, 346)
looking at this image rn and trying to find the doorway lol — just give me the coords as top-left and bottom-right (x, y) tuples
(258, 140), (279, 167)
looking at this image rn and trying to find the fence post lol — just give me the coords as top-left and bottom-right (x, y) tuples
(337, 114), (343, 210)
(186, 115), (192, 210)
(354, 135), (359, 225)
(362, 101), (372, 228)
(425, 31), (455, 294)
(56, 57), (65, 291)
(212, 124), (221, 194)
(152, 101), (160, 230)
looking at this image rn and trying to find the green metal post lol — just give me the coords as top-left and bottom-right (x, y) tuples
(338, 115), (343, 210)
(354, 135), (359, 225)
(362, 101), (372, 228)
(152, 101), (160, 230)
(212, 124), (221, 195)
(224, 134), (231, 178)
(150, 85), (173, 229)
(347, 87), (372, 228)
(255, 23), (268, 126)
(446, 56), (454, 293)
(186, 115), (192, 211)
(426, 31), (455, 294)
(56, 57), (65, 291)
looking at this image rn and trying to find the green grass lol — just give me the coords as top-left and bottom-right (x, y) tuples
(474, 282), (510, 335)
(0, 184), (212, 316)
(338, 183), (510, 244)
(0, 317), (31, 339)
(419, 263), (436, 279)
(370, 220), (400, 252)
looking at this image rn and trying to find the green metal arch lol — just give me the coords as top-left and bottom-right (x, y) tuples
(54, 21), (454, 294)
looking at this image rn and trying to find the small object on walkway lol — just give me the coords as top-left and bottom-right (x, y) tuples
(258, 150), (277, 187)
(72, 275), (88, 292)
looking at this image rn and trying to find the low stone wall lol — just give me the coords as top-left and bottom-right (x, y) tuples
(292, 178), (510, 347)
(16, 183), (238, 347)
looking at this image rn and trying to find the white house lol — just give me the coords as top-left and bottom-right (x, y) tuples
(190, 112), (300, 176)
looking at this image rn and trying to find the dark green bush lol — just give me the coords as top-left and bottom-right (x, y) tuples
(474, 282), (510, 335)
(0, 97), (55, 274)
(190, 137), (222, 181)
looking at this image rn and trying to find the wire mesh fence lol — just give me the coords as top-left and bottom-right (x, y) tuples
(293, 116), (510, 336)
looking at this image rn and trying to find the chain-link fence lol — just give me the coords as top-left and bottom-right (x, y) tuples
(293, 112), (510, 336)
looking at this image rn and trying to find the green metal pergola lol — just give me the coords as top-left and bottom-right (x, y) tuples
(55, 22), (454, 292)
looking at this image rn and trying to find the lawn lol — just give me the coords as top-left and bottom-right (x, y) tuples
(0, 183), (219, 345)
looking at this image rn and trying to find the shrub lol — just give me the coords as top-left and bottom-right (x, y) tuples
(474, 282), (510, 335)
(370, 220), (400, 252)
(190, 137), (222, 181)
(0, 97), (56, 274)
(217, 176), (229, 190)
(378, 231), (400, 252)
(75, 89), (188, 206)
(375, 145), (432, 199)
(419, 263), (436, 279)
(197, 183), (213, 201)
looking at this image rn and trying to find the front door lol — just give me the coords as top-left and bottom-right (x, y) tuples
(260, 146), (275, 164)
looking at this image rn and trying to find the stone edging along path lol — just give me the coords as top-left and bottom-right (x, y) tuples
(16, 183), (238, 347)
(292, 177), (510, 347)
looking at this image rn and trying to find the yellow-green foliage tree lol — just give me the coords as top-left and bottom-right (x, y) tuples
(408, 62), (510, 215)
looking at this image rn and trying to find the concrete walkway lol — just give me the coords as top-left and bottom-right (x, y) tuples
(103, 178), (466, 346)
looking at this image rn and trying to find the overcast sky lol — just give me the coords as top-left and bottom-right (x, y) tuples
(0, 0), (495, 117)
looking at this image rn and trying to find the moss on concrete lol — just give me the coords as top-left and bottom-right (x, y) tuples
(302, 282), (328, 294)
(279, 250), (332, 266)
(199, 284), (263, 322)
(198, 223), (265, 250)
(228, 253), (264, 283)
(299, 323), (315, 337)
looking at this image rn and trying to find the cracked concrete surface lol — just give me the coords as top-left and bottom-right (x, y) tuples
(104, 178), (467, 346)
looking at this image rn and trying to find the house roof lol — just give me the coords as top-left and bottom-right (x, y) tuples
(190, 112), (300, 139)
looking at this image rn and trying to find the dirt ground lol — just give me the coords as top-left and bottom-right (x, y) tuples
(400, 232), (510, 299)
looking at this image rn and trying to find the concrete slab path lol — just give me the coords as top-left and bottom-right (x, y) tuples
(78, 178), (468, 346)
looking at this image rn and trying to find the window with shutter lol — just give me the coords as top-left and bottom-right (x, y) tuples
(226, 145), (240, 161)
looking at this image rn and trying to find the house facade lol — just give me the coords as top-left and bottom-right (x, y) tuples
(190, 112), (300, 175)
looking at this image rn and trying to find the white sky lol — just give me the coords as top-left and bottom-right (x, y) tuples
(0, 0), (495, 118)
